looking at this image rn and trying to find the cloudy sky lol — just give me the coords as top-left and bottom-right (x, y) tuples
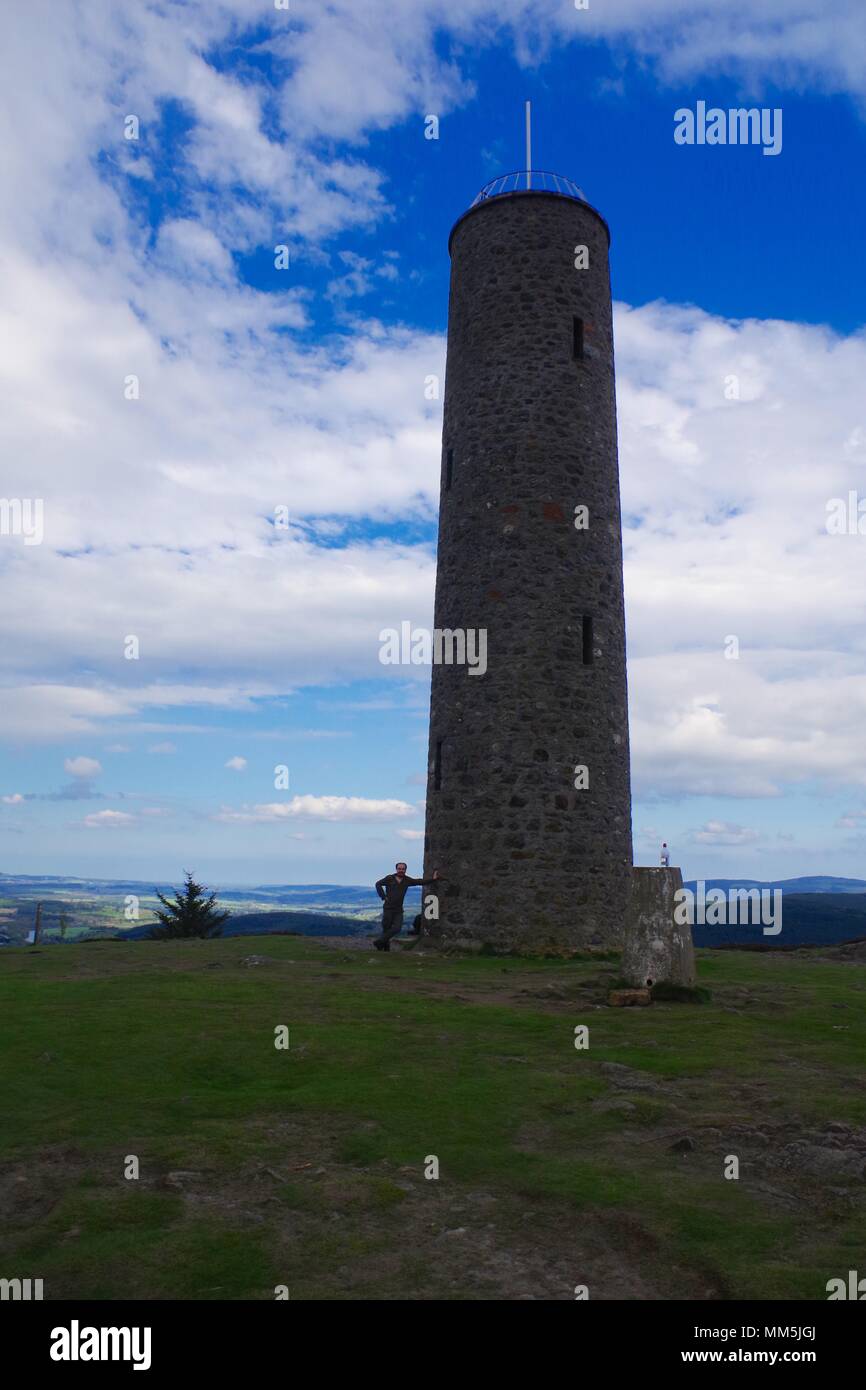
(1, 0), (865, 886)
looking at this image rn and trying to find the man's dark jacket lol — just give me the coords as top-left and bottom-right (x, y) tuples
(375, 873), (437, 908)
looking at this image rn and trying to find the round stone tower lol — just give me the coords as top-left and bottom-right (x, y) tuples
(423, 171), (633, 949)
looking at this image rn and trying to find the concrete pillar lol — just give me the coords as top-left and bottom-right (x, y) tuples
(621, 867), (696, 988)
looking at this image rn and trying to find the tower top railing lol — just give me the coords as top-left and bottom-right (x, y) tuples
(470, 170), (588, 206)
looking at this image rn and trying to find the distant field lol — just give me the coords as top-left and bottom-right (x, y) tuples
(3, 874), (866, 949)
(1, 936), (865, 1300)
(0, 879), (384, 944)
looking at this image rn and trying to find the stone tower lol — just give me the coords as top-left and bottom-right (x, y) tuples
(423, 172), (633, 949)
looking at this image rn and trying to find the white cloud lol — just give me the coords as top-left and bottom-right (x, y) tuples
(6, 300), (866, 811)
(597, 1), (866, 100)
(64, 756), (102, 779)
(225, 756), (248, 771)
(614, 300), (866, 799)
(4, 290), (866, 806)
(82, 809), (135, 828)
(690, 820), (761, 847)
(2, 793), (24, 805)
(148, 742), (177, 755)
(396, 829), (425, 841)
(214, 796), (417, 823)
(271, 2), (866, 142)
(0, 686), (276, 743)
(1, 2), (861, 278)
(326, 251), (375, 301)
(325, 250), (401, 302)
(156, 219), (235, 282)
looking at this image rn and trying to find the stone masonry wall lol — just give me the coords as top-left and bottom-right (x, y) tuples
(423, 190), (633, 948)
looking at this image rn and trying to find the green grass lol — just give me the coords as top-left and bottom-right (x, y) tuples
(1, 937), (865, 1299)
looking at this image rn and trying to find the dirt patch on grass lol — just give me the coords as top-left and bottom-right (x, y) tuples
(0, 1119), (722, 1300)
(0, 1145), (92, 1228)
(153, 1151), (725, 1301)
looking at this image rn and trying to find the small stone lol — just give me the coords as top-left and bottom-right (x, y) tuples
(444, 1227), (467, 1237)
(161, 1170), (200, 1189)
(591, 1098), (636, 1114)
(669, 1137), (694, 1154)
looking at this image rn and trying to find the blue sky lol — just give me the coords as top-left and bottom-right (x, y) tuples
(1, 0), (866, 887)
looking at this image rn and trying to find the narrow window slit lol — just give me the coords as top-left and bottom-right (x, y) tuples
(573, 316), (584, 360)
(582, 616), (594, 665)
(445, 448), (454, 490)
(433, 739), (443, 790)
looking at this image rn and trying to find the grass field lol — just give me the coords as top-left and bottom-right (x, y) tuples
(1, 936), (865, 1300)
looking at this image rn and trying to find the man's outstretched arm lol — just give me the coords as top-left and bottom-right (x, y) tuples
(405, 870), (444, 887)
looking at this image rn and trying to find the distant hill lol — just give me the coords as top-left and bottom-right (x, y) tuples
(682, 876), (866, 896)
(682, 887), (866, 948)
(0, 872), (377, 904)
(4, 871), (864, 900)
(4, 873), (866, 949)
(123, 910), (366, 940)
(0, 874), (383, 944)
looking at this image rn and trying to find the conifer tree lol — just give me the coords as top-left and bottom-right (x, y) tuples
(151, 872), (229, 939)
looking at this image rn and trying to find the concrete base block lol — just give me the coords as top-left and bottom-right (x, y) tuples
(621, 867), (696, 989)
(608, 988), (651, 1007)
